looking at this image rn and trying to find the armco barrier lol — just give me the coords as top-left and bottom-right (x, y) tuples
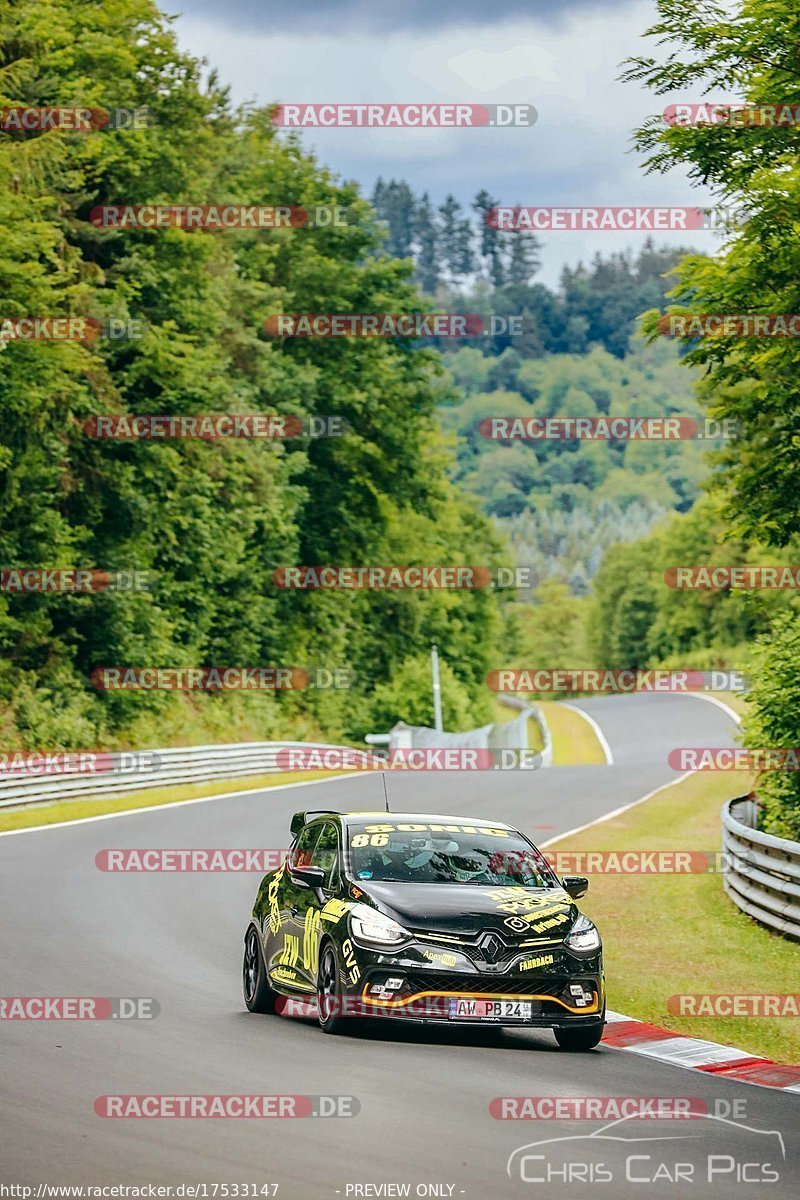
(0, 742), (361, 810)
(498, 694), (553, 766)
(722, 795), (800, 941)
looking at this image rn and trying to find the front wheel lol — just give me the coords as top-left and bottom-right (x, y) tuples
(243, 927), (277, 1014)
(554, 1019), (604, 1051)
(317, 943), (349, 1035)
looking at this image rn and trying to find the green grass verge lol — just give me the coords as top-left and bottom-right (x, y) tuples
(0, 770), (338, 833)
(548, 770), (800, 1064)
(538, 700), (607, 765)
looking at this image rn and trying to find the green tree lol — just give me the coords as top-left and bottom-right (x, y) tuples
(0, 0), (506, 748)
(414, 192), (441, 294)
(743, 616), (800, 839)
(624, 0), (800, 543)
(472, 189), (505, 287)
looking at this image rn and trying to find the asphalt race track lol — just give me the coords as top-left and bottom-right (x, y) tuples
(2, 692), (798, 1197)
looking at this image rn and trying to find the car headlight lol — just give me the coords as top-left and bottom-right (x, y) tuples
(349, 903), (409, 947)
(565, 914), (601, 952)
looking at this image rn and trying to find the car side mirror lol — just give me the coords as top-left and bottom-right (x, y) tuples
(289, 864), (326, 891)
(562, 875), (589, 899)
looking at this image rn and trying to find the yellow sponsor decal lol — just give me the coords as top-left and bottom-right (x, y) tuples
(527, 914), (570, 933)
(279, 932), (300, 967)
(519, 905), (570, 923)
(267, 860), (286, 934)
(303, 908), (322, 974)
(320, 898), (353, 923)
(361, 823), (510, 837)
(484, 887), (568, 916)
(421, 948), (458, 968)
(519, 953), (555, 971)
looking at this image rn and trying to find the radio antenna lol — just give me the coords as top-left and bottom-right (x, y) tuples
(381, 769), (390, 813)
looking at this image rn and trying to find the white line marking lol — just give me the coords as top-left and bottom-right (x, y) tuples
(624, 1036), (753, 1067)
(0, 772), (371, 838)
(678, 691), (743, 725)
(558, 702), (614, 765)
(604, 1010), (630, 1024)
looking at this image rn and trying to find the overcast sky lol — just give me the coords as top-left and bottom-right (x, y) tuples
(160, 0), (725, 284)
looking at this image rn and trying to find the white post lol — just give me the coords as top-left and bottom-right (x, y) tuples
(431, 642), (443, 733)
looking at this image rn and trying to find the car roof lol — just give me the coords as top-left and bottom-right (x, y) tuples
(339, 811), (516, 829)
(290, 810), (520, 839)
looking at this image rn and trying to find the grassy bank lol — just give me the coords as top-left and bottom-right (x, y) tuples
(538, 700), (608, 765)
(0, 770), (339, 834)
(547, 770), (800, 1063)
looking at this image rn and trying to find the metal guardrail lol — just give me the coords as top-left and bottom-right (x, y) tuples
(722, 795), (800, 941)
(0, 741), (359, 810)
(498, 695), (552, 766)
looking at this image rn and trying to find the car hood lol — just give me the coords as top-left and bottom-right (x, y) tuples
(354, 882), (577, 940)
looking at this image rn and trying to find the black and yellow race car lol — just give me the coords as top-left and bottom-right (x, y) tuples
(243, 809), (605, 1049)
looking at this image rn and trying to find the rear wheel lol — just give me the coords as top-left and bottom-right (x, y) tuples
(554, 1019), (604, 1051)
(243, 927), (277, 1014)
(317, 943), (349, 1035)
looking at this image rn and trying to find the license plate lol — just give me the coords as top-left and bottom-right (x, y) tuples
(449, 998), (532, 1021)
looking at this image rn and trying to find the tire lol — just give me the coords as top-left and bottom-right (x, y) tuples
(553, 1019), (604, 1051)
(317, 943), (349, 1035)
(243, 926), (277, 1014)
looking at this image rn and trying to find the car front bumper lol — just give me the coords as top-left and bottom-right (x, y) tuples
(344, 941), (605, 1026)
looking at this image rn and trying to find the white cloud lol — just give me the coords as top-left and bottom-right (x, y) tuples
(170, 2), (725, 283)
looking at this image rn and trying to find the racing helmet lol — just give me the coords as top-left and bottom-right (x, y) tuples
(440, 850), (492, 882)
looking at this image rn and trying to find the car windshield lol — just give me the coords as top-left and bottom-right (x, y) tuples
(347, 824), (556, 886)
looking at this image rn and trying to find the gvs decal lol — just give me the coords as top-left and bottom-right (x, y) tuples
(342, 938), (361, 986)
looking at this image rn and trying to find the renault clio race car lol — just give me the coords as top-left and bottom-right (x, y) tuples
(243, 810), (605, 1049)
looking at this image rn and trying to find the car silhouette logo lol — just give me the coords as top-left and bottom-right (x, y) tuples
(506, 1113), (786, 1180)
